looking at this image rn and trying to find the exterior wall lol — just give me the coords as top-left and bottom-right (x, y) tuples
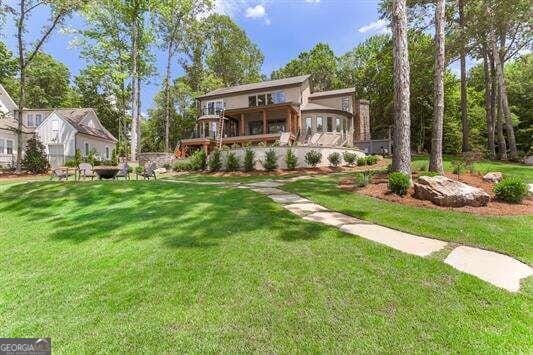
(213, 146), (365, 171)
(199, 85), (303, 111)
(0, 85), (17, 114)
(300, 112), (351, 138)
(300, 80), (311, 106)
(139, 152), (176, 168)
(308, 95), (354, 113)
(20, 110), (53, 129)
(354, 100), (371, 141)
(35, 112), (77, 158)
(75, 134), (116, 161)
(0, 129), (18, 167)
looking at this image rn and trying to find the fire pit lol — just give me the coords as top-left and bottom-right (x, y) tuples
(93, 166), (120, 180)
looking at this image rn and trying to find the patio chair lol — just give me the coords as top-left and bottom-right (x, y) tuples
(137, 162), (157, 180)
(50, 168), (68, 181)
(78, 163), (97, 181)
(115, 162), (130, 180)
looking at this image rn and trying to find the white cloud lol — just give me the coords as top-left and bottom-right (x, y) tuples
(245, 4), (266, 18)
(357, 19), (391, 35)
(304, 0), (321, 3)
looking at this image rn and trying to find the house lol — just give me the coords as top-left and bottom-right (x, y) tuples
(179, 75), (371, 155)
(0, 84), (117, 168)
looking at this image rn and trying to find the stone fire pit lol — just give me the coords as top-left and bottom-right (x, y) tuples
(93, 166), (120, 180)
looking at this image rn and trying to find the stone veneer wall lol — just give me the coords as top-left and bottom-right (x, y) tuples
(138, 152), (177, 167)
(354, 100), (371, 141)
(213, 146), (366, 171)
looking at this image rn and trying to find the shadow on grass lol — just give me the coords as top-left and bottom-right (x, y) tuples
(1, 180), (326, 248)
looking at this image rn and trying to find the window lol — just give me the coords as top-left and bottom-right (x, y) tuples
(35, 114), (43, 126)
(268, 120), (285, 134)
(249, 121), (263, 135)
(257, 94), (266, 106)
(336, 117), (341, 132)
(27, 114), (34, 127)
(206, 100), (223, 114)
(272, 91), (286, 104)
(6, 140), (13, 155)
(305, 117), (312, 135)
(316, 116), (323, 132)
(105, 146), (110, 159)
(343, 118), (347, 133)
(341, 97), (350, 111)
(327, 117), (333, 132)
(266, 93), (273, 105)
(248, 95), (257, 107)
(0, 139), (4, 154)
(52, 119), (59, 131)
(84, 142), (90, 156)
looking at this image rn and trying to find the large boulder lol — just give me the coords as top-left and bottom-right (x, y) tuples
(414, 175), (490, 207)
(483, 171), (503, 183)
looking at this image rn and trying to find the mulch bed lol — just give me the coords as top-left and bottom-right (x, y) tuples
(340, 172), (533, 216)
(0, 171), (47, 180)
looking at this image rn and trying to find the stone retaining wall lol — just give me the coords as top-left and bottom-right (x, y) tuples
(138, 152), (176, 167)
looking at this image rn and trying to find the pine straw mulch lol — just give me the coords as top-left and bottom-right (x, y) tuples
(339, 172), (533, 216)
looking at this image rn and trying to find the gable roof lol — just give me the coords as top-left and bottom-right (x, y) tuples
(0, 84), (18, 113)
(53, 108), (117, 142)
(309, 87), (356, 99)
(198, 75), (311, 99)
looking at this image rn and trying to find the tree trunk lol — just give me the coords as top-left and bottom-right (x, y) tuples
(496, 95), (507, 160)
(483, 48), (495, 159)
(164, 42), (172, 153)
(429, 0), (445, 174)
(130, 8), (140, 162)
(488, 19), (518, 160)
(15, 0), (26, 173)
(489, 53), (501, 159)
(391, 0), (411, 176)
(458, 0), (469, 153)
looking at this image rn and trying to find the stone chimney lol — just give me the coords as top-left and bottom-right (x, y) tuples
(354, 99), (371, 142)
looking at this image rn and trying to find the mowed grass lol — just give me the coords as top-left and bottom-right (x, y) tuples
(0, 181), (532, 352)
(283, 176), (533, 263)
(412, 155), (533, 182)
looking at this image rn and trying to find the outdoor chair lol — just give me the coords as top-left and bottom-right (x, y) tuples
(50, 168), (68, 181)
(137, 162), (157, 180)
(115, 162), (130, 180)
(78, 163), (97, 181)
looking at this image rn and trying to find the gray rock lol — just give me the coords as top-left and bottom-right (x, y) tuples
(528, 183), (533, 197)
(483, 171), (503, 183)
(413, 175), (490, 207)
(523, 155), (533, 166)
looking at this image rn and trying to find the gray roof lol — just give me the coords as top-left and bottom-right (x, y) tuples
(309, 87), (356, 98)
(55, 108), (117, 142)
(198, 75), (311, 99)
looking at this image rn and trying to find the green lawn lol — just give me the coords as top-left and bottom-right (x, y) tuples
(412, 155), (533, 182)
(0, 181), (531, 352)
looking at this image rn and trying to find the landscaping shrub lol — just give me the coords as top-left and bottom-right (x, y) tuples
(134, 166), (143, 174)
(285, 149), (298, 170)
(388, 172), (410, 196)
(190, 149), (207, 170)
(64, 159), (78, 168)
(355, 172), (372, 187)
(328, 152), (341, 167)
(22, 137), (49, 174)
(225, 152), (240, 171)
(263, 149), (278, 171)
(208, 150), (222, 172)
(357, 157), (367, 166)
(243, 148), (255, 171)
(366, 155), (378, 165)
(304, 150), (322, 167)
(493, 177), (528, 203)
(173, 159), (193, 171)
(343, 151), (357, 165)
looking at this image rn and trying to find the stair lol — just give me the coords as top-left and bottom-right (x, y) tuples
(216, 109), (225, 149)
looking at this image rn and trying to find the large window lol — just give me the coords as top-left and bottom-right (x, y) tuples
(6, 140), (13, 155)
(268, 120), (285, 134)
(316, 116), (323, 132)
(326, 117), (333, 132)
(249, 121), (263, 135)
(266, 93), (274, 105)
(0, 139), (4, 154)
(248, 95), (257, 107)
(248, 91), (286, 107)
(305, 117), (312, 135)
(272, 91), (286, 104)
(35, 114), (43, 126)
(206, 100), (224, 115)
(257, 94), (266, 106)
(27, 114), (34, 127)
(335, 117), (341, 132)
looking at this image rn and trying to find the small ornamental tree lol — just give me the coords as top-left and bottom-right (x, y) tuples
(285, 149), (298, 170)
(243, 148), (255, 171)
(208, 149), (222, 172)
(328, 152), (341, 167)
(225, 152), (240, 171)
(263, 149), (278, 171)
(22, 137), (49, 174)
(343, 151), (357, 165)
(305, 150), (322, 167)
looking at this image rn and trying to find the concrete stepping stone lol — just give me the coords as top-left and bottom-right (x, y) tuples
(251, 187), (286, 195)
(444, 246), (532, 292)
(268, 194), (310, 204)
(340, 224), (447, 257)
(303, 211), (364, 227)
(283, 203), (328, 216)
(248, 181), (283, 188)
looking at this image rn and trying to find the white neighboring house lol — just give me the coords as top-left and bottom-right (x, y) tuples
(36, 108), (117, 167)
(0, 84), (117, 168)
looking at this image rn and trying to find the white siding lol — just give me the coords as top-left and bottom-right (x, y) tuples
(75, 134), (116, 160)
(35, 112), (77, 158)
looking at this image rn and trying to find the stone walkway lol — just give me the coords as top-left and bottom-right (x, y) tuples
(164, 177), (532, 292)
(242, 179), (532, 293)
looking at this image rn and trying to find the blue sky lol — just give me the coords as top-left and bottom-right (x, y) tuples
(2, 0), (393, 113)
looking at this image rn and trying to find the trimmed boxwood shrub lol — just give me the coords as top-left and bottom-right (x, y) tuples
(22, 137), (50, 174)
(243, 148), (255, 172)
(366, 155), (378, 165)
(388, 172), (410, 196)
(357, 157), (367, 166)
(190, 149), (207, 170)
(328, 152), (341, 167)
(343, 151), (357, 165)
(305, 150), (322, 167)
(263, 149), (278, 171)
(285, 149), (298, 170)
(208, 149), (222, 172)
(173, 159), (193, 171)
(225, 152), (240, 171)
(493, 177), (528, 203)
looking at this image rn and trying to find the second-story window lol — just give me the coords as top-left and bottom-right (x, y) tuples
(248, 96), (257, 107)
(249, 91), (286, 107)
(272, 91), (286, 104)
(206, 100), (224, 115)
(35, 114), (43, 126)
(257, 94), (266, 106)
(341, 97), (350, 111)
(27, 114), (34, 127)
